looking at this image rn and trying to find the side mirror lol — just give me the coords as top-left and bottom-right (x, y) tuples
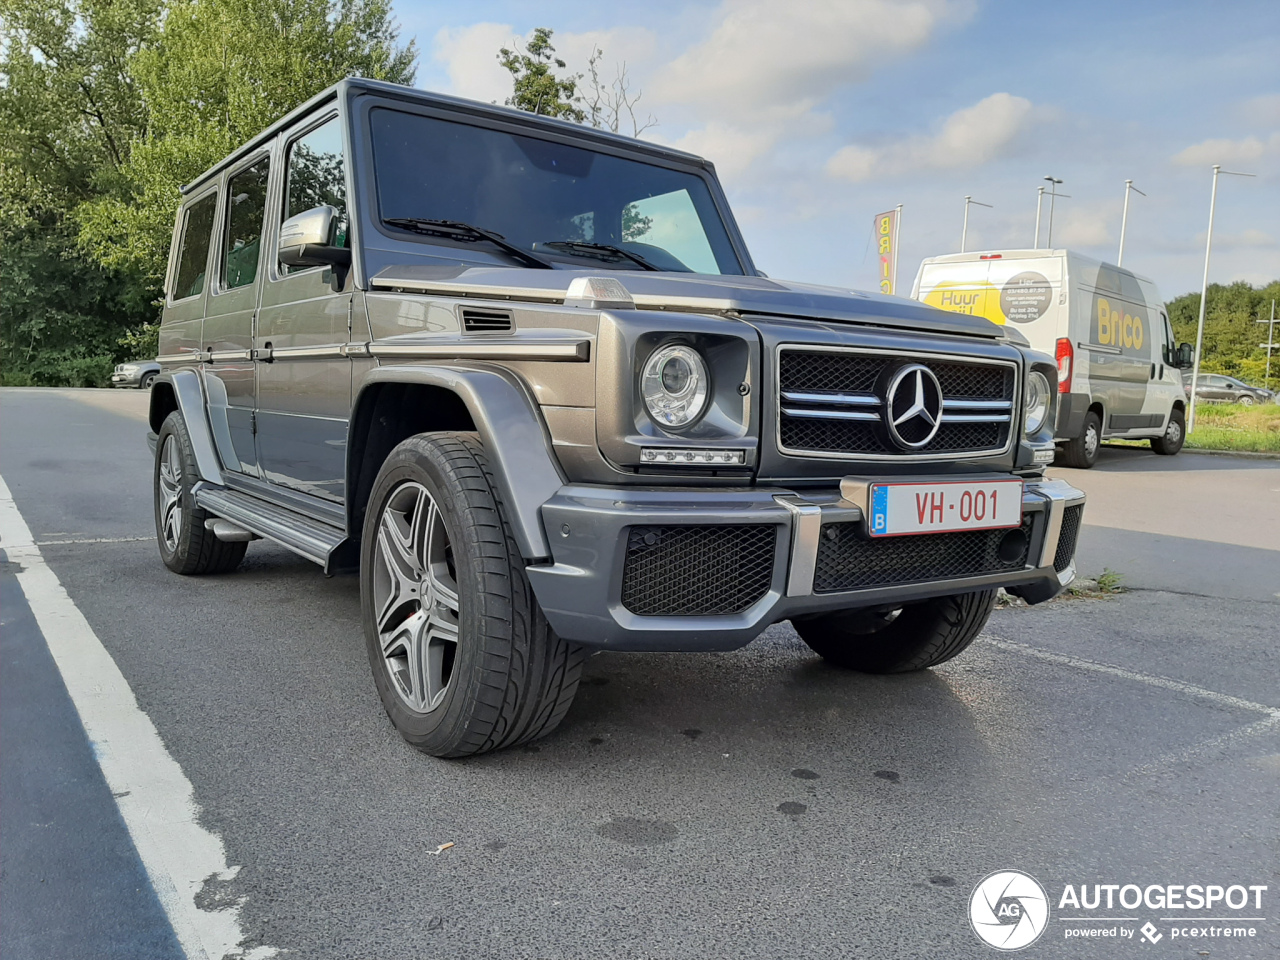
(279, 205), (351, 290)
(1177, 342), (1194, 368)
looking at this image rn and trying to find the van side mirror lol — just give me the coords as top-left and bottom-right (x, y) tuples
(1176, 342), (1194, 368)
(279, 205), (351, 290)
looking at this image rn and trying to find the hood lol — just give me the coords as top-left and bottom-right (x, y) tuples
(369, 265), (1004, 339)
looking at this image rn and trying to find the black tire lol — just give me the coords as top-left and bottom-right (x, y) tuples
(792, 590), (997, 673)
(359, 432), (585, 758)
(153, 411), (247, 575)
(1057, 410), (1101, 468)
(1238, 394), (1255, 406)
(140, 372), (157, 390)
(1150, 407), (1185, 456)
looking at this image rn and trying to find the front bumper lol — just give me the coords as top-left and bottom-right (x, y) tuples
(527, 476), (1085, 651)
(111, 372), (143, 388)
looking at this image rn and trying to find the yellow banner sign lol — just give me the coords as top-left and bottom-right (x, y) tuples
(874, 208), (899, 295)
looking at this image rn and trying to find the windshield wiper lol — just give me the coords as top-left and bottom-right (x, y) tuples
(383, 218), (552, 269)
(541, 240), (660, 271)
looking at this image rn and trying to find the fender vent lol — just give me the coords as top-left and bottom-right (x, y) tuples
(461, 308), (514, 333)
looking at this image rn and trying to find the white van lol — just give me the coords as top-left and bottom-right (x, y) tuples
(911, 249), (1193, 468)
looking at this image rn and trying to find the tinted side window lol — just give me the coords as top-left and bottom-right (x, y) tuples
(174, 193), (216, 300)
(285, 117), (347, 258)
(223, 158), (270, 289)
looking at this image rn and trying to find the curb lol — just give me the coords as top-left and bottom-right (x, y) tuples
(1182, 446), (1280, 461)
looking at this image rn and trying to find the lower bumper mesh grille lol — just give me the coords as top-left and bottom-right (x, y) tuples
(813, 515), (1034, 593)
(621, 524), (777, 616)
(1053, 504), (1083, 573)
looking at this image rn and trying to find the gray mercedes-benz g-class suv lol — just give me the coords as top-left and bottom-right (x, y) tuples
(148, 79), (1084, 757)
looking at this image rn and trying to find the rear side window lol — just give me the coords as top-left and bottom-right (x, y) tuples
(285, 117), (347, 254)
(173, 193), (216, 300)
(223, 157), (270, 289)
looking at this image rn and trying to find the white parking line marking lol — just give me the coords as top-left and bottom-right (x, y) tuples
(979, 634), (1280, 717)
(0, 474), (274, 960)
(36, 536), (155, 545)
(1125, 714), (1280, 781)
(980, 634), (1280, 779)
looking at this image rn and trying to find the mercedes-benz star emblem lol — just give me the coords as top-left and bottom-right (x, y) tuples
(884, 363), (944, 449)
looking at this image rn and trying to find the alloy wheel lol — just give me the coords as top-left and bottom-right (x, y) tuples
(372, 481), (461, 713)
(157, 434), (184, 551)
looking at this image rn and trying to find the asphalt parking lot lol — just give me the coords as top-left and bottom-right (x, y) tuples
(2, 387), (1277, 960)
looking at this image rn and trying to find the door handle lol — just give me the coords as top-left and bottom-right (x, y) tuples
(255, 342), (274, 363)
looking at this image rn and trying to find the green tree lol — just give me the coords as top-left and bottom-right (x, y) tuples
(2, 0), (414, 385)
(0, 0), (160, 384)
(1168, 280), (1280, 386)
(78, 0), (416, 287)
(498, 27), (584, 122)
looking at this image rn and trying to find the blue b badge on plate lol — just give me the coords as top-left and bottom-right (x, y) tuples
(871, 485), (888, 534)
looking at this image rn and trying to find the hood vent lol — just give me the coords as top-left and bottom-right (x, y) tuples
(461, 307), (514, 333)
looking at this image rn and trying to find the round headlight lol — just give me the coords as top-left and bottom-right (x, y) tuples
(642, 344), (710, 428)
(1024, 371), (1051, 436)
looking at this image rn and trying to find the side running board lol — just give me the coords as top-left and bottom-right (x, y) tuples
(194, 485), (346, 570)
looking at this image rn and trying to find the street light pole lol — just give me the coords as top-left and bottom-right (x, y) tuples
(1117, 179), (1146, 267)
(1044, 177), (1065, 248)
(1033, 186), (1045, 247)
(961, 196), (992, 253)
(1189, 164), (1256, 433)
(1260, 299), (1276, 391)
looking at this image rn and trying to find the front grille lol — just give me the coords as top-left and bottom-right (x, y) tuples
(621, 524), (777, 616)
(1054, 504), (1083, 573)
(813, 514), (1034, 593)
(778, 348), (1016, 458)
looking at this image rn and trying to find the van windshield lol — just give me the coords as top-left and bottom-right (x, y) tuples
(368, 108), (744, 275)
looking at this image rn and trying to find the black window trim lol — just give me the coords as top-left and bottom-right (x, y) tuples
(351, 93), (756, 277)
(271, 109), (344, 284)
(211, 149), (272, 297)
(168, 186), (221, 305)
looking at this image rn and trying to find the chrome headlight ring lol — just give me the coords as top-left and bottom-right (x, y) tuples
(641, 343), (710, 429)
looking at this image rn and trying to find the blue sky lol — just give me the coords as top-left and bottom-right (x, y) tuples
(396, 0), (1280, 301)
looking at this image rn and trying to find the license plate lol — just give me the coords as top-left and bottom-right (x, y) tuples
(868, 479), (1023, 537)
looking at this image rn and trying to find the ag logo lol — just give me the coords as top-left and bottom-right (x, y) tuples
(969, 870), (1050, 951)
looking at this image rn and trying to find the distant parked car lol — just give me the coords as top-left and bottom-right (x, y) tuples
(1182, 372), (1275, 406)
(111, 360), (161, 389)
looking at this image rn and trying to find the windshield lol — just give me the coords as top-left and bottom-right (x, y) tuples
(368, 108), (744, 275)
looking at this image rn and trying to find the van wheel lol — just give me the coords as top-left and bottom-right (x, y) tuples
(360, 432), (585, 758)
(154, 412), (247, 575)
(1151, 408), (1185, 455)
(792, 590), (996, 673)
(1057, 410), (1101, 468)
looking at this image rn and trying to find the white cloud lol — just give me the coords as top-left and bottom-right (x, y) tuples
(644, 0), (969, 181)
(1051, 205), (1112, 248)
(670, 122), (780, 179)
(827, 92), (1033, 182)
(1172, 131), (1280, 167)
(1193, 227), (1276, 249)
(430, 25), (661, 128)
(653, 0), (963, 122)
(431, 23), (518, 106)
(1236, 93), (1280, 127)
